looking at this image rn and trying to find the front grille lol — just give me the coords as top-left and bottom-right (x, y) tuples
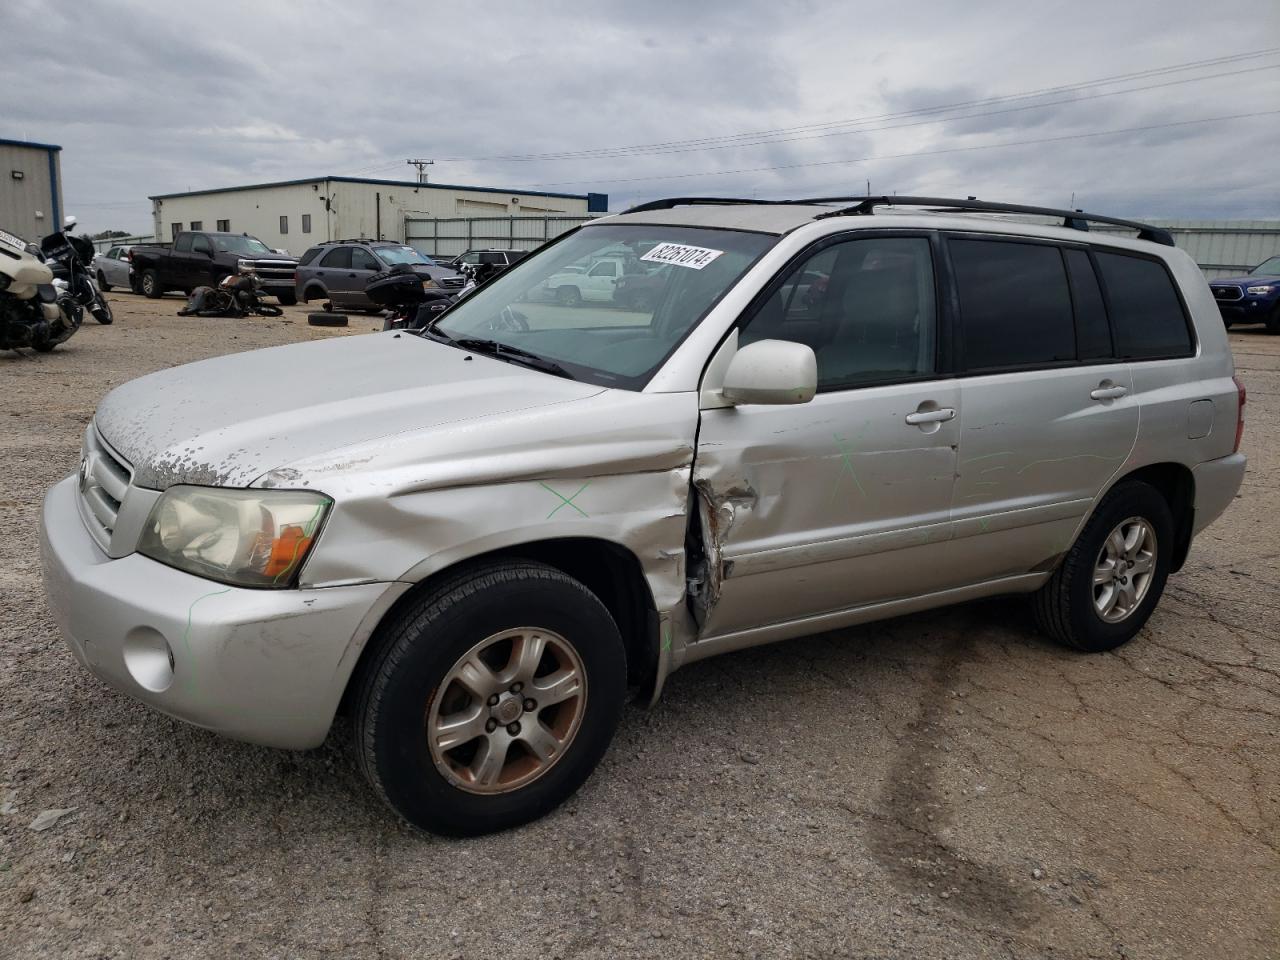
(252, 259), (297, 282)
(1211, 285), (1243, 302)
(440, 276), (464, 289)
(78, 424), (133, 551)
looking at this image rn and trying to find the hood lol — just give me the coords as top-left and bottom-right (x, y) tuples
(94, 333), (602, 489)
(1210, 274), (1280, 285)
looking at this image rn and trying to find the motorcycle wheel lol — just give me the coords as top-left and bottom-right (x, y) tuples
(93, 296), (114, 325)
(255, 303), (283, 317)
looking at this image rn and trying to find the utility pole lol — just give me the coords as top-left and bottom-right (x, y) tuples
(406, 159), (434, 184)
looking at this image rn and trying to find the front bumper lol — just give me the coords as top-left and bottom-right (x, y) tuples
(1214, 298), (1275, 322)
(39, 476), (394, 749)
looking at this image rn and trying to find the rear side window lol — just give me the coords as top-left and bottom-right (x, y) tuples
(1094, 252), (1193, 359)
(298, 246), (323, 266)
(173, 233), (193, 253)
(319, 247), (351, 269)
(950, 238), (1075, 370)
(1064, 249), (1112, 360)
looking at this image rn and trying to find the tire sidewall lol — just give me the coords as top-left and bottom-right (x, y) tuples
(1065, 482), (1174, 651)
(366, 570), (626, 835)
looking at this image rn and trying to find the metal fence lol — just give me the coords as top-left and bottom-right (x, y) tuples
(403, 214), (598, 259)
(1082, 221), (1279, 279)
(90, 233), (155, 253)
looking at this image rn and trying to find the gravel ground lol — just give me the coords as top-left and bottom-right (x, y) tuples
(1, 292), (1276, 959)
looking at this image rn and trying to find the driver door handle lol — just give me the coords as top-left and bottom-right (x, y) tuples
(1090, 384), (1128, 400)
(905, 407), (956, 425)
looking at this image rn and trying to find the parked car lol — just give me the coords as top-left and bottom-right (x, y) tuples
(91, 244), (135, 292)
(40, 196), (1245, 837)
(130, 232), (299, 304)
(448, 248), (526, 270)
(296, 240), (464, 311)
(540, 255), (625, 305)
(1208, 254), (1280, 332)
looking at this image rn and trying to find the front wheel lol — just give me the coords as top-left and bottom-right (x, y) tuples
(555, 286), (582, 307)
(1032, 480), (1174, 652)
(353, 561), (626, 835)
(92, 295), (113, 324)
(1266, 304), (1280, 335)
(276, 291), (297, 306)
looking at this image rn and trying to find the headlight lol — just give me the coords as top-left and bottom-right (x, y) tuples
(237, 259), (255, 274)
(422, 278), (437, 289)
(138, 486), (332, 588)
(1246, 285), (1274, 295)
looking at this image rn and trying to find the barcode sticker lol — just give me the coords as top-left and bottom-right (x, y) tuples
(640, 242), (724, 270)
(0, 229), (26, 252)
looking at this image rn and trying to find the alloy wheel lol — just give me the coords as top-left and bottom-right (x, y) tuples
(426, 627), (587, 794)
(1092, 517), (1157, 623)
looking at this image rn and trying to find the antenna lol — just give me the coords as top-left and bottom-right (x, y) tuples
(406, 159), (435, 184)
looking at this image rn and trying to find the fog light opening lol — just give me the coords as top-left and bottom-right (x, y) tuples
(122, 627), (176, 693)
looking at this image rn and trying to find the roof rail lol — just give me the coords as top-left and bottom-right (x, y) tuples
(803, 196), (1175, 246)
(621, 197), (782, 215)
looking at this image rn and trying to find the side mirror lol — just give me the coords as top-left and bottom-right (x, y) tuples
(722, 339), (817, 405)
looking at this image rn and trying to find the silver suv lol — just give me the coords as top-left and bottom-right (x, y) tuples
(296, 239), (464, 310)
(39, 197), (1246, 836)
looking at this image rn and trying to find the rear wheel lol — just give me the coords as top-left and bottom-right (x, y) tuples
(353, 560), (626, 835)
(96, 271), (112, 292)
(140, 269), (163, 299)
(1032, 480), (1174, 652)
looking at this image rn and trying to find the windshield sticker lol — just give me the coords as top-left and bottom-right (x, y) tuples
(640, 242), (724, 270)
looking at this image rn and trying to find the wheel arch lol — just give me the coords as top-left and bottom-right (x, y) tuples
(1099, 461), (1196, 573)
(301, 281), (328, 302)
(340, 537), (660, 715)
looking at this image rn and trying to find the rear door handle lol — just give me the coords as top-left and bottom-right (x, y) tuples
(905, 407), (956, 425)
(1090, 385), (1128, 400)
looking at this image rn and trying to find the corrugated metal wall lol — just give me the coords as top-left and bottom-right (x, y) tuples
(404, 214), (599, 257)
(0, 142), (62, 244)
(1089, 220), (1280, 278)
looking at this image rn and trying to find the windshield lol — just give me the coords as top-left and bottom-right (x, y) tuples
(1251, 256), (1280, 276)
(375, 245), (432, 266)
(433, 224), (774, 389)
(212, 235), (273, 255)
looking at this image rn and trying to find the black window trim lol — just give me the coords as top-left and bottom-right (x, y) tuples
(940, 230), (1132, 377)
(1087, 244), (1199, 362)
(734, 227), (951, 395)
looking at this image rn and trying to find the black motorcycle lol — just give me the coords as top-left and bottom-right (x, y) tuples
(39, 216), (112, 325)
(177, 270), (284, 318)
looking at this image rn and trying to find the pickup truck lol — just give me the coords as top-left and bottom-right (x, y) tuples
(130, 231), (299, 305)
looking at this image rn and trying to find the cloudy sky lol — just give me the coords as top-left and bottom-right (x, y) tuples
(5, 0), (1278, 234)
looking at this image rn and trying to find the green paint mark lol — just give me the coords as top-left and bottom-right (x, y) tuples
(540, 481), (590, 519)
(830, 433), (866, 504)
(978, 517), (991, 532)
(661, 624), (672, 653)
(180, 588), (231, 696)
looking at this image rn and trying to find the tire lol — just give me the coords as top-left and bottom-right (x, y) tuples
(255, 302), (283, 318)
(129, 273), (142, 295)
(277, 291), (297, 306)
(140, 269), (163, 299)
(1032, 480), (1174, 652)
(307, 311), (348, 327)
(96, 271), (112, 293)
(556, 286), (582, 307)
(302, 285), (325, 304)
(353, 560), (627, 836)
(92, 296), (113, 324)
(1265, 304), (1280, 335)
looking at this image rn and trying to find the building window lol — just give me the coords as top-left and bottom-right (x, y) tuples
(190, 221), (202, 231)
(301, 214), (312, 234)
(279, 215), (288, 234)
(170, 222), (181, 240)
(216, 219), (229, 232)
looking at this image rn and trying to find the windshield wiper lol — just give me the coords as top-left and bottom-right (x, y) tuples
(449, 337), (575, 379)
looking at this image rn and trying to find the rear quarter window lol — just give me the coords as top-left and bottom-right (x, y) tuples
(1094, 251), (1194, 359)
(298, 247), (323, 266)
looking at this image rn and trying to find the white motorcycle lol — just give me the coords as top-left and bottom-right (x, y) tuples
(0, 224), (82, 352)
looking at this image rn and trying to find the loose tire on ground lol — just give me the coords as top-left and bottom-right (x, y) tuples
(307, 311), (348, 327)
(140, 269), (163, 299)
(1032, 480), (1174, 652)
(353, 560), (627, 836)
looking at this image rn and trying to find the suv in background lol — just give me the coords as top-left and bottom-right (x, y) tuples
(1209, 255), (1280, 332)
(448, 248), (526, 270)
(296, 240), (464, 310)
(40, 196), (1246, 836)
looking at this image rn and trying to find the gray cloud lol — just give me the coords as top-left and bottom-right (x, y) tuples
(3, 0), (1277, 233)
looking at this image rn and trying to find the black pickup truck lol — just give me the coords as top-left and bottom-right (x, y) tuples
(130, 231), (299, 305)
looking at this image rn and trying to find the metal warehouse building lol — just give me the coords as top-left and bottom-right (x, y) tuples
(0, 137), (64, 244)
(149, 177), (608, 256)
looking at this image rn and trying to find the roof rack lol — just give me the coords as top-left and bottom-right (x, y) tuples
(803, 196), (1174, 245)
(619, 195), (1174, 246)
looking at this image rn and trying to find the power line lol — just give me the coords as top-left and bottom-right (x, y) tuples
(522, 109), (1280, 189)
(439, 47), (1280, 162)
